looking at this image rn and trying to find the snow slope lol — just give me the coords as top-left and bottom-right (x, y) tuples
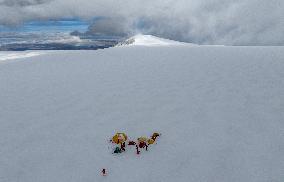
(0, 45), (284, 182)
(0, 51), (43, 62)
(116, 34), (191, 46)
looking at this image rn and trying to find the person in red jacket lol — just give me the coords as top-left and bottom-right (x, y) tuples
(138, 141), (148, 151)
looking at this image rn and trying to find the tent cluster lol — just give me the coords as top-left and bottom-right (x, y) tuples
(111, 132), (160, 155)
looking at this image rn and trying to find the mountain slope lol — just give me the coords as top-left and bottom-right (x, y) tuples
(116, 34), (193, 46)
(0, 46), (283, 182)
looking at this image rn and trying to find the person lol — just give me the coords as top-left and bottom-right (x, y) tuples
(102, 168), (107, 176)
(135, 145), (140, 155)
(121, 142), (126, 151)
(138, 141), (148, 151)
(113, 146), (122, 154)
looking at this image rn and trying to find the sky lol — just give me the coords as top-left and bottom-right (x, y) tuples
(0, 0), (283, 45)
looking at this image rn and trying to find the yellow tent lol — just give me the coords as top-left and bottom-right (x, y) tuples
(151, 132), (160, 140)
(112, 133), (128, 144)
(137, 137), (148, 142)
(147, 138), (155, 145)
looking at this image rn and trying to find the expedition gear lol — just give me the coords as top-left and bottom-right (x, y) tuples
(137, 137), (149, 151)
(110, 132), (160, 155)
(151, 133), (160, 140)
(135, 145), (140, 155)
(138, 137), (148, 142)
(147, 138), (155, 145)
(112, 133), (128, 144)
(138, 141), (146, 148)
(113, 146), (122, 154)
(128, 141), (136, 145)
(138, 141), (148, 151)
(121, 142), (126, 151)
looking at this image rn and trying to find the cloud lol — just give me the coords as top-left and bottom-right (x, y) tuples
(85, 18), (132, 37)
(0, 0), (49, 7)
(0, 0), (283, 45)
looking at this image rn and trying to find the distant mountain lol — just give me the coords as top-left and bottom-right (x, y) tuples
(0, 32), (119, 51)
(116, 34), (195, 47)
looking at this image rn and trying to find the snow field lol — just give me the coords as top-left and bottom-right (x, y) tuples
(0, 44), (283, 182)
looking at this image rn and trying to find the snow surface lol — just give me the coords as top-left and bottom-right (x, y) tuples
(0, 45), (284, 182)
(0, 51), (43, 62)
(116, 34), (191, 46)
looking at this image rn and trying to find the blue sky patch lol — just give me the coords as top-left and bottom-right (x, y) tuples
(0, 19), (90, 33)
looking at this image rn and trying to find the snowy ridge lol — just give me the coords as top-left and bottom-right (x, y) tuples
(0, 52), (43, 62)
(116, 34), (193, 47)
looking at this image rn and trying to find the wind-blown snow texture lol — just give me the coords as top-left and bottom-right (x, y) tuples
(0, 45), (284, 182)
